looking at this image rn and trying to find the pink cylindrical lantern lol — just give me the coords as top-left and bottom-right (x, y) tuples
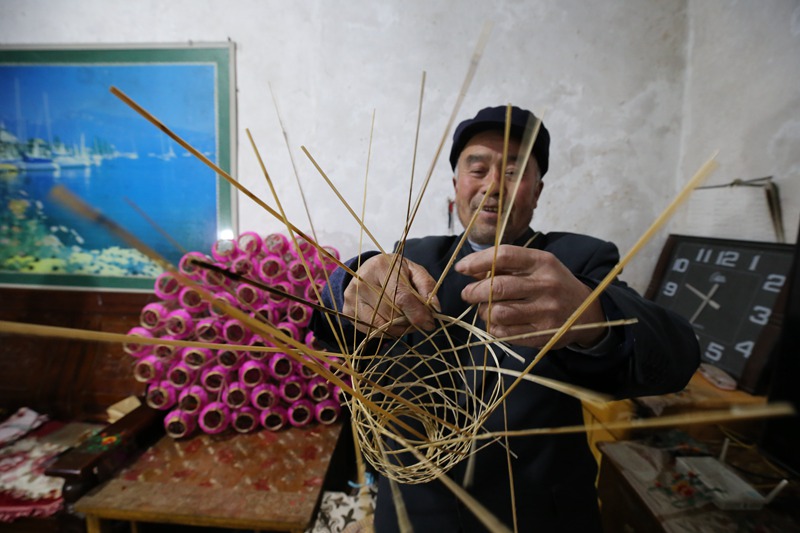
(317, 245), (340, 273)
(286, 301), (312, 328)
(217, 348), (245, 371)
(145, 381), (177, 410)
(276, 321), (300, 342)
(269, 281), (293, 314)
(178, 286), (208, 314)
(236, 284), (264, 308)
(133, 355), (164, 383)
(201, 365), (231, 393)
(297, 356), (319, 380)
(279, 374), (306, 404)
(140, 302), (171, 330)
(222, 318), (251, 345)
(292, 236), (316, 260)
(304, 330), (317, 349)
(154, 272), (181, 300)
(307, 376), (332, 402)
(209, 291), (237, 318)
(164, 409), (196, 439)
(304, 279), (327, 304)
(167, 362), (198, 390)
(251, 383), (279, 410)
(198, 401), (230, 434)
(259, 405), (288, 431)
(181, 347), (214, 369)
(263, 233), (290, 256)
(124, 326), (155, 357)
(252, 303), (277, 325)
(314, 399), (341, 425)
(332, 385), (346, 403)
(287, 399), (314, 427)
(165, 309), (194, 339)
(237, 231), (263, 257)
(257, 255), (287, 284)
(201, 262), (230, 288)
(231, 255), (255, 277)
(287, 259), (313, 287)
(178, 385), (210, 415)
(268, 353), (294, 381)
(232, 407), (259, 433)
(246, 336), (272, 361)
(239, 360), (268, 388)
(195, 317), (223, 343)
(211, 238), (239, 263)
(178, 251), (208, 281)
(222, 382), (250, 410)
(153, 336), (179, 362)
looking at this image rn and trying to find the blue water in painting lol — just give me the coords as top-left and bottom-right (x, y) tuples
(5, 155), (218, 267)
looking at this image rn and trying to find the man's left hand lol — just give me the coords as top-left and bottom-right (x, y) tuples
(455, 245), (607, 349)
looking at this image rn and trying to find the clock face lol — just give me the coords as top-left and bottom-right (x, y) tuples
(649, 236), (794, 381)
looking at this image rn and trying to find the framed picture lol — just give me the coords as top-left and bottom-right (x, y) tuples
(644, 234), (795, 388)
(0, 43), (237, 291)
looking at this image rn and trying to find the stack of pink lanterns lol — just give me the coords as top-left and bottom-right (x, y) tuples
(124, 231), (344, 439)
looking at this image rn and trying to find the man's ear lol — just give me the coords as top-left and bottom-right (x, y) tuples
(452, 176), (457, 189)
(533, 179), (544, 208)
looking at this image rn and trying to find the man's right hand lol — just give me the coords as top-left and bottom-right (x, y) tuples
(343, 253), (440, 337)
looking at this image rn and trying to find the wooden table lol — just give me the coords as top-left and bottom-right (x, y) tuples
(597, 440), (800, 532)
(75, 422), (343, 532)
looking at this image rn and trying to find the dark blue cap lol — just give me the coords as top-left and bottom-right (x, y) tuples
(449, 105), (550, 177)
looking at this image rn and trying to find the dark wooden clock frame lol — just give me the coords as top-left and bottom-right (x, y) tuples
(644, 234), (795, 393)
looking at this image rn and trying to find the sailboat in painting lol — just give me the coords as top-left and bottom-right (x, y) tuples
(52, 133), (92, 169)
(149, 135), (176, 161)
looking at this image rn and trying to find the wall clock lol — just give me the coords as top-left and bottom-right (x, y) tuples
(644, 234), (794, 385)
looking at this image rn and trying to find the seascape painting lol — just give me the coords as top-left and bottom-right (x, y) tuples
(0, 45), (235, 290)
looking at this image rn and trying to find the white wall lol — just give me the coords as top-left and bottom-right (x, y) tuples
(2, 0), (797, 292)
(673, 0), (800, 246)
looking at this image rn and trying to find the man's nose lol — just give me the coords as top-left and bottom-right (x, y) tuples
(480, 166), (503, 194)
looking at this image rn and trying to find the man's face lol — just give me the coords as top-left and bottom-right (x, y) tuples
(453, 130), (543, 245)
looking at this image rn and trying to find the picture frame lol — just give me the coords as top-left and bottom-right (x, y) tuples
(644, 234), (795, 389)
(0, 43), (237, 291)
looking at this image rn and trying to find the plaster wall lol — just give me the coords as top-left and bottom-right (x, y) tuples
(2, 0), (796, 293)
(673, 1), (800, 247)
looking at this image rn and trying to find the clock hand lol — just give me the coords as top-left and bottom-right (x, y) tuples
(689, 283), (721, 324)
(685, 283), (721, 310)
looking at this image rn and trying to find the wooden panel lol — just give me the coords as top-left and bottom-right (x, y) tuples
(0, 287), (153, 420)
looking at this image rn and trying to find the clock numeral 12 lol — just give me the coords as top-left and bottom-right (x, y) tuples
(696, 248), (740, 267)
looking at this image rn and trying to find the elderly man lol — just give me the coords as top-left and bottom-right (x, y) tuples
(312, 106), (699, 532)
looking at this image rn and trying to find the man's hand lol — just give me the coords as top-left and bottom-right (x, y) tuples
(455, 245), (607, 348)
(344, 254), (440, 337)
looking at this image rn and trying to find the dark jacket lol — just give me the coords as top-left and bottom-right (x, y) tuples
(312, 229), (700, 532)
